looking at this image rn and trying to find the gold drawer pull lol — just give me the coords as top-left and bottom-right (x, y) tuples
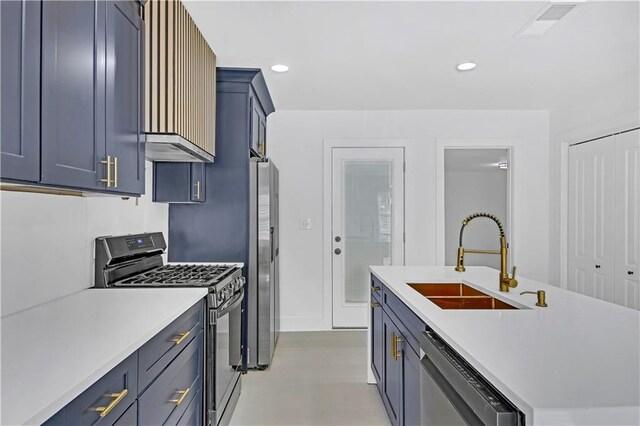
(90, 389), (128, 417)
(370, 302), (380, 308)
(172, 331), (190, 345)
(371, 285), (381, 294)
(170, 388), (190, 405)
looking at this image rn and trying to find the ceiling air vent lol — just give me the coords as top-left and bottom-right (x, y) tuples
(516, 2), (580, 37)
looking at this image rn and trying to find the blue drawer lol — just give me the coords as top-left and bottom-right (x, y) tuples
(138, 300), (203, 391)
(138, 331), (203, 426)
(64, 352), (138, 426)
(371, 275), (383, 303)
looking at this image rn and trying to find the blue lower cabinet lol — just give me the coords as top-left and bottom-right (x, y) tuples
(65, 352), (138, 426)
(154, 162), (207, 203)
(372, 274), (426, 426)
(138, 301), (203, 391)
(113, 401), (137, 426)
(138, 332), (203, 426)
(371, 298), (383, 387)
(383, 311), (402, 426)
(42, 300), (205, 426)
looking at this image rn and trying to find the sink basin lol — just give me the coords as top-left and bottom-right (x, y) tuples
(408, 282), (519, 310)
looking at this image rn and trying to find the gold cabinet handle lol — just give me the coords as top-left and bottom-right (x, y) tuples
(169, 388), (190, 405)
(90, 389), (128, 418)
(100, 156), (112, 187)
(172, 331), (190, 345)
(113, 157), (118, 188)
(391, 333), (403, 361)
(370, 301), (380, 308)
(371, 285), (381, 294)
(194, 180), (200, 199)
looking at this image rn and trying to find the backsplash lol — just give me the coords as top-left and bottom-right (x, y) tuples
(0, 162), (168, 317)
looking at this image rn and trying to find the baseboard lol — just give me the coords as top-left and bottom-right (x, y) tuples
(279, 316), (327, 331)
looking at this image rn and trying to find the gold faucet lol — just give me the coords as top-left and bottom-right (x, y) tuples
(454, 212), (518, 292)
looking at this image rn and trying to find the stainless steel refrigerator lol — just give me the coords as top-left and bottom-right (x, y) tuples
(247, 158), (280, 369)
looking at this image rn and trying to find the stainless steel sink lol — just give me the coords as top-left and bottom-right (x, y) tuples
(408, 282), (519, 310)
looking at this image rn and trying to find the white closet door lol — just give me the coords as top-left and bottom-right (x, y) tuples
(614, 130), (640, 309)
(568, 137), (615, 302)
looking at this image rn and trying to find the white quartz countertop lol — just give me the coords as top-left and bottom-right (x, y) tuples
(369, 266), (640, 426)
(1, 288), (208, 425)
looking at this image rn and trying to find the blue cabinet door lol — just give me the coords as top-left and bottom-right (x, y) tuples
(0, 0), (41, 182)
(153, 162), (206, 203)
(383, 311), (402, 426)
(371, 299), (383, 389)
(40, 0), (107, 190)
(106, 0), (145, 195)
(190, 163), (206, 202)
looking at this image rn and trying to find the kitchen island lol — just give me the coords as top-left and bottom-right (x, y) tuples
(368, 266), (640, 425)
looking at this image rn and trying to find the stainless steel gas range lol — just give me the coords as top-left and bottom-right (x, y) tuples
(94, 232), (243, 426)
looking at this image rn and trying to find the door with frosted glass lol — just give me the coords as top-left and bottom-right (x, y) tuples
(332, 148), (405, 328)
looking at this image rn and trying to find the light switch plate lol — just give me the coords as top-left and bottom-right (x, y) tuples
(299, 218), (312, 230)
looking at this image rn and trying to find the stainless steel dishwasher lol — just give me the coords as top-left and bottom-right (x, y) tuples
(419, 331), (524, 425)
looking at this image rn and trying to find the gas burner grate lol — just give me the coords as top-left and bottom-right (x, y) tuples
(115, 264), (238, 287)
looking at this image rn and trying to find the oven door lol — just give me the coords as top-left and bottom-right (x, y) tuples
(208, 290), (243, 424)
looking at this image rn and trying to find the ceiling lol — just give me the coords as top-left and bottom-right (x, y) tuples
(185, 1), (639, 118)
(445, 149), (508, 173)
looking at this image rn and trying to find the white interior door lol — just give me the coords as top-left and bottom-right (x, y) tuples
(614, 130), (640, 309)
(331, 147), (404, 328)
(568, 137), (615, 302)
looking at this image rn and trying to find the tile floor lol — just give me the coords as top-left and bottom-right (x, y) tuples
(229, 331), (390, 426)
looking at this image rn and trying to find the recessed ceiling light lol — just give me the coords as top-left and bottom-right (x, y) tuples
(271, 64), (289, 73)
(456, 62), (476, 72)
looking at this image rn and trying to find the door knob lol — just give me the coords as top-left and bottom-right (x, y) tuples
(335, 236), (341, 242)
(595, 265), (601, 269)
(629, 271), (635, 275)
(334, 248), (341, 255)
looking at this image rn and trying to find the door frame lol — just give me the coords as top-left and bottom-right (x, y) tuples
(323, 138), (410, 330)
(436, 139), (517, 267)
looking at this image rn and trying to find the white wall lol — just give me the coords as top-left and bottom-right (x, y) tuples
(444, 171), (508, 270)
(268, 110), (549, 331)
(0, 162), (168, 317)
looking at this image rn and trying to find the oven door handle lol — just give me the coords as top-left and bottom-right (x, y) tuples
(217, 291), (244, 319)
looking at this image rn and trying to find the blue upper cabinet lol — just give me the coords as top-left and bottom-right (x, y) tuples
(2, 0), (145, 196)
(40, 0), (107, 191)
(216, 68), (275, 158)
(0, 0), (41, 182)
(153, 162), (206, 203)
(106, 0), (145, 195)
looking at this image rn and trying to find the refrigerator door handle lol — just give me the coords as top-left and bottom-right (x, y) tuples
(270, 226), (275, 262)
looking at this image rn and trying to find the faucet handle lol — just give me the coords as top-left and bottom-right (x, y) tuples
(507, 266), (518, 289)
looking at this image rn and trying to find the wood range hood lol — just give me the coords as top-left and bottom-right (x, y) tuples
(143, 0), (216, 162)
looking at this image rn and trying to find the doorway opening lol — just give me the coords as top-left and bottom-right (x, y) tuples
(444, 149), (511, 269)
